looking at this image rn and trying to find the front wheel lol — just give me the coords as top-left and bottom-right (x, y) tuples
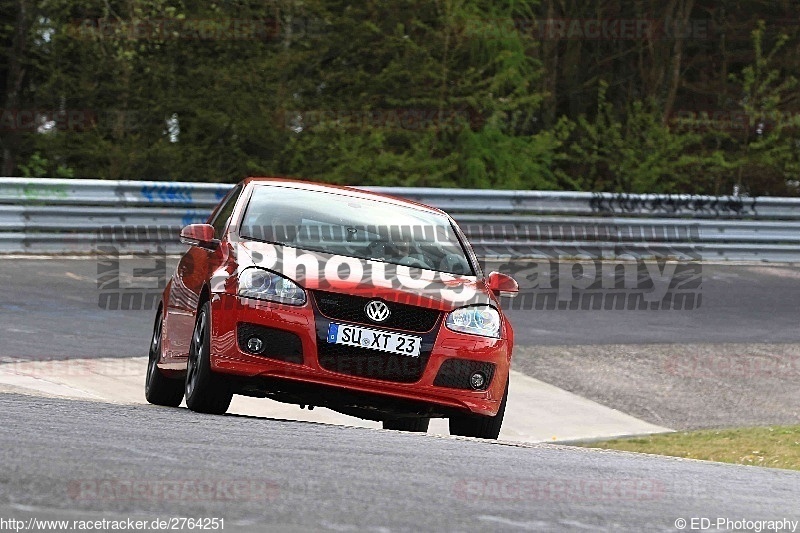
(185, 301), (233, 415)
(449, 378), (508, 440)
(383, 417), (430, 433)
(145, 309), (184, 407)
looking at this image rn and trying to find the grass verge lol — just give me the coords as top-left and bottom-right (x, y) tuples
(580, 426), (800, 470)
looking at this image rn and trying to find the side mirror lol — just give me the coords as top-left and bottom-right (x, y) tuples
(180, 224), (219, 250)
(487, 271), (519, 298)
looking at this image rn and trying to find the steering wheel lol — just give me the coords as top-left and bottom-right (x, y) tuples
(397, 256), (430, 269)
(366, 240), (390, 259)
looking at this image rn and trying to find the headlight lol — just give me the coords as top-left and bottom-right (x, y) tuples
(445, 305), (501, 338)
(238, 267), (306, 306)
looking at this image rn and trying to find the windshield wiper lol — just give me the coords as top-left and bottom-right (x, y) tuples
(238, 234), (288, 247)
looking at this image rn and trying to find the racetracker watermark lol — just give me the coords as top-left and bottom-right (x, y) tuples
(467, 17), (711, 41)
(670, 109), (800, 134)
(456, 476), (706, 503)
(68, 478), (279, 501)
(453, 477), (694, 502)
(94, 222), (702, 311)
(664, 353), (800, 379)
(0, 517), (225, 532)
(66, 17), (280, 41)
(280, 108), (483, 133)
(0, 357), (142, 378)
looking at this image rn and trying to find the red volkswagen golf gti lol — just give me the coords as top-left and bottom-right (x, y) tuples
(146, 178), (518, 439)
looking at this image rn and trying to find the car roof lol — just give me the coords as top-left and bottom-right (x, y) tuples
(240, 177), (448, 217)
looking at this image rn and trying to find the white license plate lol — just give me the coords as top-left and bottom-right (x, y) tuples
(326, 323), (421, 358)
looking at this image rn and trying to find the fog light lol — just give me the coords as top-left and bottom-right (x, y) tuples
(247, 336), (265, 353)
(469, 372), (487, 390)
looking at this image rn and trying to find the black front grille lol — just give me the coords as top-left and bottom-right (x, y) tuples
(433, 359), (496, 390)
(237, 323), (304, 364)
(313, 291), (440, 333)
(317, 342), (429, 383)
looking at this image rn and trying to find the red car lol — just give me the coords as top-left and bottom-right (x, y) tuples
(145, 178), (518, 439)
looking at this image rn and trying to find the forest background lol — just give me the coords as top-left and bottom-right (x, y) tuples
(3, 0), (800, 196)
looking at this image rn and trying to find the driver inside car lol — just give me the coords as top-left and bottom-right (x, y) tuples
(386, 239), (434, 269)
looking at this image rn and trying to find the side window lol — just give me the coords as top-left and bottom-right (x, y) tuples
(209, 185), (242, 239)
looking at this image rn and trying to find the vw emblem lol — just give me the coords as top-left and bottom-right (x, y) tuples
(365, 300), (391, 323)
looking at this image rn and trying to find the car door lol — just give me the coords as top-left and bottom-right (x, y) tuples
(163, 185), (242, 363)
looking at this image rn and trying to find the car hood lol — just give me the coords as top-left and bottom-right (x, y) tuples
(233, 240), (492, 312)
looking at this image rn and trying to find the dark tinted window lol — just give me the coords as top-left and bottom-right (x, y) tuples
(240, 185), (474, 276)
(209, 185), (242, 239)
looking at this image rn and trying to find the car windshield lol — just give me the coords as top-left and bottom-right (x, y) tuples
(239, 185), (475, 276)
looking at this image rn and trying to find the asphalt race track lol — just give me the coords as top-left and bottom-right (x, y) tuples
(1, 258), (800, 531)
(2, 393), (799, 532)
(1, 259), (799, 359)
(510, 263), (800, 346)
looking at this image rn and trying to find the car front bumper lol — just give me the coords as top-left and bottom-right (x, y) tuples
(208, 293), (511, 417)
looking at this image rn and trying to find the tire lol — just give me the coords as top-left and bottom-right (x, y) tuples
(145, 309), (184, 407)
(449, 378), (508, 440)
(184, 301), (233, 415)
(383, 417), (430, 433)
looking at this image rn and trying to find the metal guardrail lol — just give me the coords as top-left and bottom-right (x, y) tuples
(365, 187), (800, 219)
(0, 178), (231, 208)
(1, 178), (799, 261)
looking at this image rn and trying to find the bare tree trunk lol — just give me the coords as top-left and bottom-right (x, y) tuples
(662, 0), (695, 123)
(714, 5), (728, 196)
(2, 0), (31, 176)
(540, 0), (559, 127)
